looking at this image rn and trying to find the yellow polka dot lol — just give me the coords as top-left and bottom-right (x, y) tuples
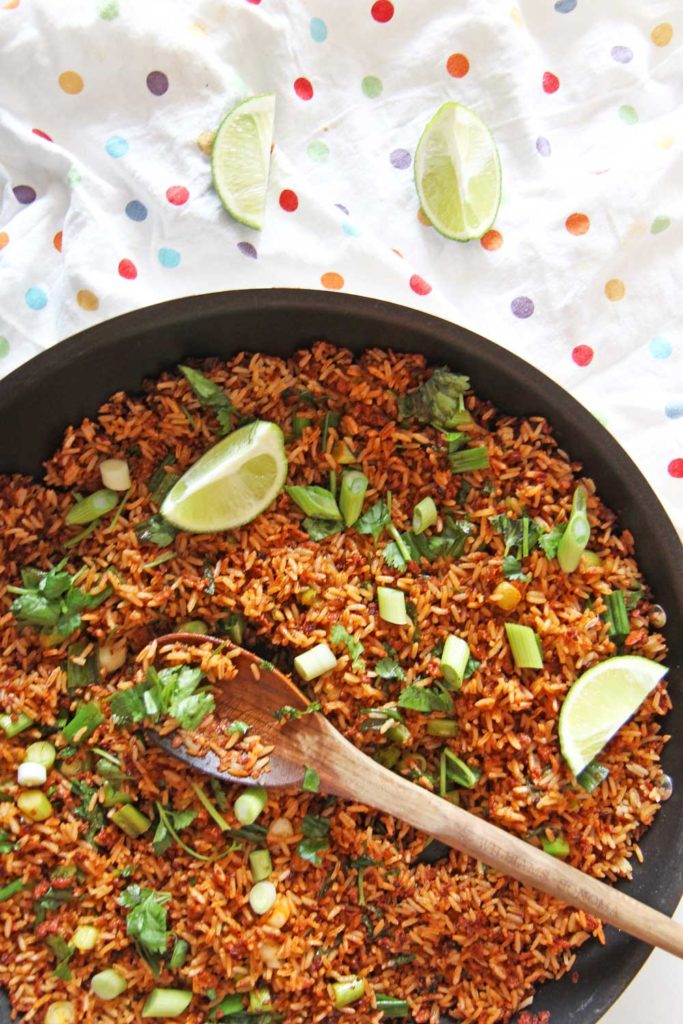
(321, 272), (344, 290)
(510, 5), (523, 27)
(656, 134), (675, 149)
(651, 22), (673, 46)
(191, 20), (207, 35)
(197, 130), (215, 156)
(76, 289), (99, 311)
(417, 207), (432, 227)
(604, 278), (625, 302)
(59, 70), (84, 95)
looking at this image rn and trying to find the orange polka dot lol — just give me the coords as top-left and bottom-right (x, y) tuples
(58, 71), (84, 95)
(76, 289), (99, 311)
(417, 207), (432, 227)
(3, 0), (21, 9)
(480, 229), (503, 250)
(566, 212), (590, 235)
(446, 53), (470, 78)
(53, 231), (63, 253)
(604, 278), (625, 301)
(651, 22), (673, 46)
(321, 272), (344, 290)
(0, 231), (8, 250)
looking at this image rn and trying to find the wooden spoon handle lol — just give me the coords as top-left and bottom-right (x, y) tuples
(315, 725), (683, 958)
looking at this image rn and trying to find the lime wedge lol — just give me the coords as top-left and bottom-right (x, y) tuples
(415, 101), (501, 241)
(558, 655), (668, 776)
(161, 421), (287, 532)
(212, 94), (275, 230)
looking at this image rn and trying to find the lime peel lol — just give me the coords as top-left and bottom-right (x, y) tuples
(415, 101), (502, 242)
(161, 421), (288, 533)
(558, 655), (668, 777)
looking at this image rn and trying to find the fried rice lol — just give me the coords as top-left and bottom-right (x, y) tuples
(0, 342), (671, 1024)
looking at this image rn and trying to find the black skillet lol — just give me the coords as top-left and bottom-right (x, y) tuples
(0, 289), (680, 1024)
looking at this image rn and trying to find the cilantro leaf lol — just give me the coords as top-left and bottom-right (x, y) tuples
(273, 701), (321, 723)
(45, 935), (75, 981)
(302, 766), (320, 793)
(397, 367), (471, 430)
(375, 657), (405, 681)
(302, 517), (344, 541)
(355, 499), (391, 544)
(490, 515), (542, 558)
(329, 624), (364, 667)
(152, 807), (197, 856)
(10, 561), (112, 641)
(463, 655), (480, 679)
(134, 514), (178, 547)
(119, 884), (171, 959)
(397, 684), (454, 714)
(111, 665), (214, 732)
(296, 815), (330, 865)
(179, 365), (236, 436)
(538, 524), (566, 560)
(70, 777), (105, 844)
(502, 555), (530, 582)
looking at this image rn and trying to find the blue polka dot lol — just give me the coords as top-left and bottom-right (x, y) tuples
(664, 401), (683, 419)
(342, 222), (360, 237)
(310, 16), (327, 42)
(105, 135), (129, 158)
(650, 336), (672, 360)
(554, 0), (577, 11)
(25, 287), (47, 310)
(158, 247), (181, 268)
(125, 200), (148, 222)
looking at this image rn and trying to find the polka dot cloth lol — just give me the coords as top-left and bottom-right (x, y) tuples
(0, 1), (681, 536)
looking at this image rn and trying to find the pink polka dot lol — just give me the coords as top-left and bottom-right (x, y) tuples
(246, 0), (261, 4)
(294, 77), (314, 100)
(279, 189), (299, 212)
(32, 128), (53, 142)
(572, 344), (593, 367)
(409, 274), (432, 296)
(118, 258), (137, 280)
(543, 71), (560, 93)
(668, 458), (683, 478)
(371, 0), (394, 22)
(166, 185), (189, 205)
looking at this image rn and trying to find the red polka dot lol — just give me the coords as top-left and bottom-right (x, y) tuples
(572, 344), (593, 367)
(446, 53), (470, 78)
(166, 185), (189, 205)
(481, 229), (503, 251)
(32, 128), (53, 142)
(543, 71), (560, 93)
(53, 231), (63, 253)
(293, 77), (313, 101)
(371, 0), (394, 21)
(279, 189), (299, 212)
(246, 0), (261, 3)
(668, 458), (683, 478)
(566, 212), (590, 235)
(409, 274), (432, 296)
(118, 258), (137, 280)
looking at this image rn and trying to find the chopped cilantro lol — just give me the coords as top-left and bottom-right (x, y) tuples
(355, 499), (391, 544)
(119, 884), (170, 970)
(302, 765), (321, 793)
(111, 664), (214, 732)
(502, 555), (530, 582)
(179, 365), (236, 435)
(273, 701), (321, 723)
(374, 657), (405, 681)
(296, 813), (330, 865)
(302, 517), (344, 541)
(152, 807), (197, 856)
(329, 624), (364, 667)
(45, 935), (75, 981)
(134, 514), (178, 548)
(9, 559), (112, 640)
(397, 683), (454, 714)
(397, 367), (471, 430)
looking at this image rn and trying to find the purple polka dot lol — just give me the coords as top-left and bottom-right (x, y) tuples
(146, 70), (169, 96)
(390, 148), (412, 170)
(611, 45), (633, 63)
(335, 203), (350, 215)
(536, 137), (551, 157)
(511, 296), (535, 319)
(13, 185), (36, 205)
(237, 241), (257, 259)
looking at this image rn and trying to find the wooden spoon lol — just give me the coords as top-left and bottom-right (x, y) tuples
(151, 633), (683, 958)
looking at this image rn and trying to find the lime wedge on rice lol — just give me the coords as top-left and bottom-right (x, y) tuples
(161, 421), (287, 532)
(415, 101), (502, 241)
(558, 655), (668, 777)
(212, 93), (275, 229)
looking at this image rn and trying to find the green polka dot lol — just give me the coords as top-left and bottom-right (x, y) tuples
(618, 105), (638, 125)
(66, 166), (81, 186)
(362, 75), (383, 98)
(97, 0), (119, 18)
(0, 337), (9, 359)
(307, 140), (330, 162)
(651, 215), (671, 234)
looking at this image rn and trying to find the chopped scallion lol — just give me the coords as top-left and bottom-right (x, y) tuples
(412, 496), (437, 535)
(339, 470), (369, 527)
(249, 848), (273, 882)
(110, 804), (151, 838)
(376, 993), (410, 1018)
(605, 591), (629, 642)
(286, 485), (342, 521)
(24, 741), (56, 770)
(557, 485), (590, 572)
(190, 781), (231, 832)
(293, 642), (337, 681)
(141, 988), (192, 1018)
(321, 410), (341, 451)
(0, 878), (27, 902)
(386, 722), (411, 746)
(505, 623), (543, 670)
(576, 760), (610, 793)
(169, 938), (190, 969)
(440, 634), (470, 690)
(234, 787), (268, 826)
(0, 713), (34, 738)
(442, 749), (480, 789)
(292, 414), (312, 438)
(61, 701), (104, 743)
(541, 834), (570, 859)
(426, 719), (458, 738)
(178, 619), (208, 634)
(332, 976), (366, 1009)
(65, 489), (118, 526)
(302, 765), (321, 793)
(100, 459), (131, 492)
(91, 968), (128, 1000)
(71, 925), (100, 951)
(377, 586), (408, 626)
(448, 446), (489, 473)
(249, 988), (272, 1014)
(248, 879), (277, 915)
(216, 612), (246, 646)
(17, 789), (53, 821)
(65, 641), (99, 691)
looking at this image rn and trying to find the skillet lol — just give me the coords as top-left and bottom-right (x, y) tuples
(0, 288), (681, 1024)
